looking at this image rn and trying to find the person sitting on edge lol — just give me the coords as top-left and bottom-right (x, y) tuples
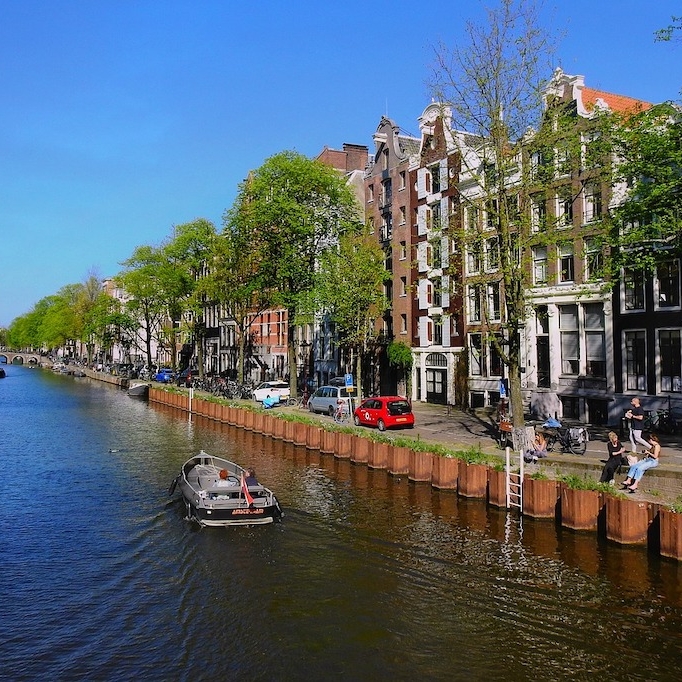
(622, 433), (661, 493)
(600, 431), (626, 485)
(244, 468), (259, 486)
(216, 469), (236, 486)
(626, 397), (651, 455)
(524, 432), (548, 463)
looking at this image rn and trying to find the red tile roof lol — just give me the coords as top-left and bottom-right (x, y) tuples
(582, 87), (652, 113)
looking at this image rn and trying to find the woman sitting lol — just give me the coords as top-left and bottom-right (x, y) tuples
(622, 433), (660, 493)
(524, 432), (548, 463)
(599, 431), (626, 484)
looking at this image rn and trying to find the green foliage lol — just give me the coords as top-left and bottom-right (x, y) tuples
(313, 228), (388, 351)
(668, 496), (682, 514)
(529, 469), (548, 480)
(558, 474), (607, 492)
(609, 104), (682, 274)
(387, 340), (413, 370)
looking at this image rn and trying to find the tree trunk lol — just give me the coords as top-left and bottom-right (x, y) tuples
(287, 309), (297, 398)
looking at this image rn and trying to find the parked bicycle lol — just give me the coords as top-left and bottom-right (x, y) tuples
(333, 399), (351, 424)
(645, 409), (679, 435)
(541, 418), (589, 455)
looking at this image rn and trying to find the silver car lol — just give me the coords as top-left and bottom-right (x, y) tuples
(308, 385), (356, 416)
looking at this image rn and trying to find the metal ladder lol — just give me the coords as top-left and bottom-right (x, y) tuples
(505, 446), (524, 510)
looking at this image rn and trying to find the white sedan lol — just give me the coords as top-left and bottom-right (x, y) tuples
(253, 380), (291, 403)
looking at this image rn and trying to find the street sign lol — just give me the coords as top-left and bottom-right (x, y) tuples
(345, 373), (354, 392)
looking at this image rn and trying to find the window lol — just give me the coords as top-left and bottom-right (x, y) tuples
(400, 241), (407, 260)
(466, 246), (481, 274)
(430, 164), (441, 194)
(399, 206), (406, 225)
(400, 276), (407, 297)
(487, 282), (501, 321)
(433, 318), (443, 345)
(584, 238), (603, 280)
(382, 149), (389, 171)
(529, 150), (545, 180)
(557, 190), (574, 228)
(531, 195), (546, 232)
(584, 303), (605, 378)
(583, 184), (602, 223)
(624, 269), (645, 311)
(559, 244), (574, 283)
(368, 216), (375, 234)
(486, 199), (498, 230)
(561, 396), (580, 420)
(485, 237), (499, 271)
(533, 246), (548, 285)
(555, 145), (571, 175)
(467, 285), (481, 323)
(400, 314), (408, 334)
(470, 334), (483, 375)
(368, 184), (374, 202)
(381, 179), (392, 207)
(381, 214), (393, 241)
(432, 238), (442, 269)
(489, 335), (503, 376)
(431, 202), (442, 231)
(432, 277), (442, 307)
(625, 330), (646, 391)
(559, 304), (579, 375)
(660, 330), (682, 392)
(656, 260), (681, 309)
(399, 170), (406, 190)
(582, 131), (601, 169)
(466, 205), (479, 231)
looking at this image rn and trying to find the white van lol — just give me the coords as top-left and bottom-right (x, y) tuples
(307, 385), (357, 416)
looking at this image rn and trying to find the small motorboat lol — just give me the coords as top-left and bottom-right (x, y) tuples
(127, 381), (150, 398)
(0, 368), (5, 378)
(169, 451), (283, 527)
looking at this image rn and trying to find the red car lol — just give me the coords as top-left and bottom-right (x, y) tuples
(353, 396), (415, 431)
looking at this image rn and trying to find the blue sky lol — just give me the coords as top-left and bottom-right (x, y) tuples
(0, 0), (679, 327)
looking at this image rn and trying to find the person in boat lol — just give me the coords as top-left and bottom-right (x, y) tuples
(216, 469), (237, 486)
(244, 468), (259, 486)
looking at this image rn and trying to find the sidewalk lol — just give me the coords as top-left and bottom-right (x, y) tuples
(405, 401), (682, 501)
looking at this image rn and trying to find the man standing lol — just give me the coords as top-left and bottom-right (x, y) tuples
(626, 397), (651, 455)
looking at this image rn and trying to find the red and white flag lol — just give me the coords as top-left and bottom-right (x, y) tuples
(241, 473), (254, 506)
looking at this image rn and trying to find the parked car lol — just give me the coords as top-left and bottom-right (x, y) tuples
(308, 385), (357, 416)
(154, 368), (175, 383)
(176, 368), (192, 386)
(353, 396), (414, 431)
(253, 380), (290, 403)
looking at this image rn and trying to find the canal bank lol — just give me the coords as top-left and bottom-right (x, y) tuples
(149, 386), (682, 562)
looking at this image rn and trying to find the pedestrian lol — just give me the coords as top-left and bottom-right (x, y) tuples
(625, 397), (651, 455)
(622, 433), (661, 493)
(599, 431), (626, 484)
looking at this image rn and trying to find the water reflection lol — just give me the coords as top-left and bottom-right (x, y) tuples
(4, 368), (682, 681)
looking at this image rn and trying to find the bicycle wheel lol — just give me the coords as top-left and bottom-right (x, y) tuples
(569, 439), (587, 455)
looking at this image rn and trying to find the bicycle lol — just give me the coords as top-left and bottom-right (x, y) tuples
(333, 400), (351, 424)
(647, 409), (679, 435)
(543, 425), (589, 455)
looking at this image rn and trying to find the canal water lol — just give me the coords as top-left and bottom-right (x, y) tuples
(2, 367), (682, 681)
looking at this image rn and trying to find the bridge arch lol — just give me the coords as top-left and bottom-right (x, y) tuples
(0, 352), (44, 365)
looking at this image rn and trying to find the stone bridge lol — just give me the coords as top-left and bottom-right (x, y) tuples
(0, 351), (46, 365)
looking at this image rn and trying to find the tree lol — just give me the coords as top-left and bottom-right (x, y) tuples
(608, 103), (682, 275)
(117, 245), (173, 369)
(387, 340), (414, 398)
(429, 0), (557, 426)
(233, 151), (363, 396)
(201, 197), (273, 384)
(312, 229), (389, 393)
(163, 218), (217, 376)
